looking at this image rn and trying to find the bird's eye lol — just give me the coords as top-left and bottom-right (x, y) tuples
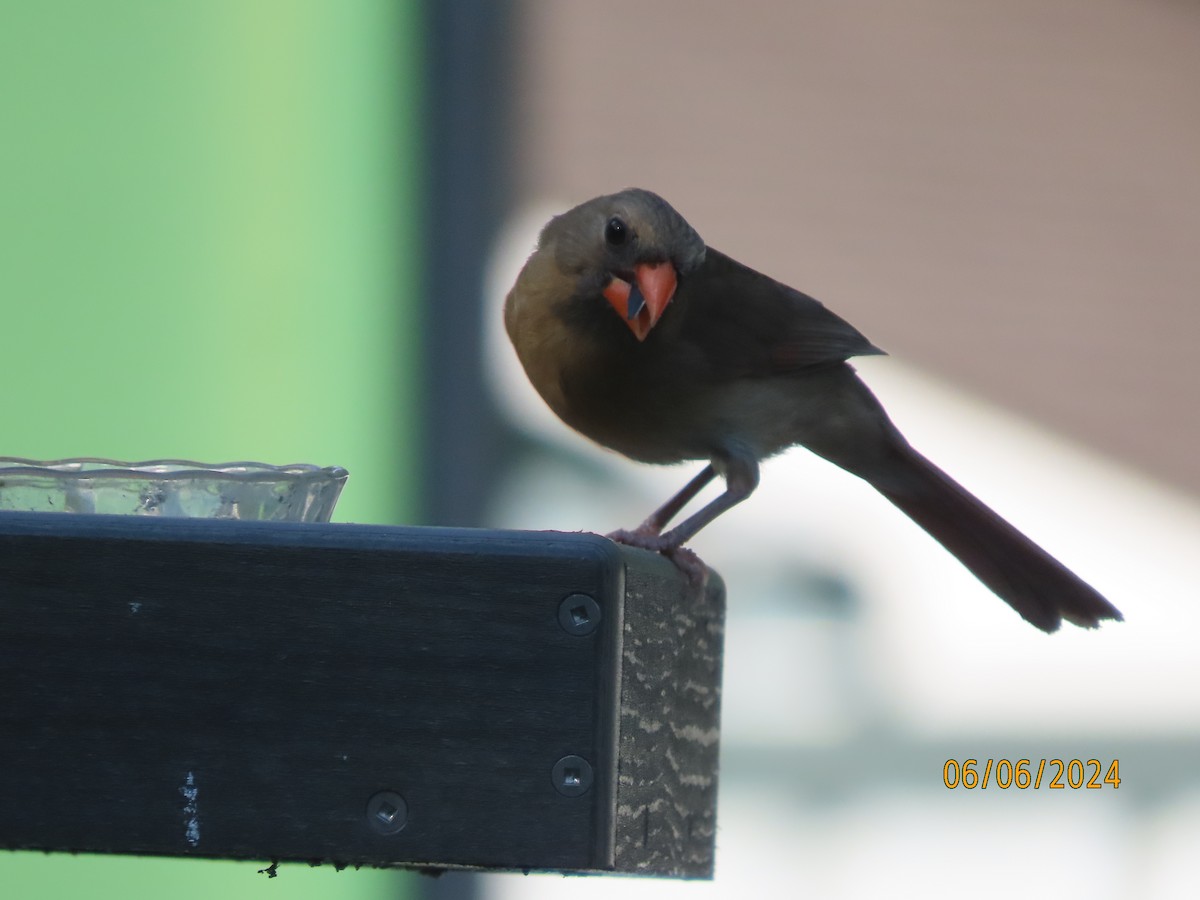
(604, 217), (630, 247)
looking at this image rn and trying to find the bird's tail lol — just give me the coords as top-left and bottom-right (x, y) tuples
(867, 441), (1122, 632)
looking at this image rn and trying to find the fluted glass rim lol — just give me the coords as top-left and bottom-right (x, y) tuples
(0, 457), (349, 483)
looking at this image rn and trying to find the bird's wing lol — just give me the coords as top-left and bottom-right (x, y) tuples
(673, 247), (884, 377)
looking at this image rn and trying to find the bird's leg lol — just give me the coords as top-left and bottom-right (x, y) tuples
(606, 463), (717, 549)
(609, 456), (759, 547)
(659, 454), (759, 549)
(607, 455), (759, 585)
(607, 465), (718, 585)
(635, 464), (718, 536)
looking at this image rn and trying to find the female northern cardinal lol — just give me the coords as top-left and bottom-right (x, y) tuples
(504, 188), (1121, 632)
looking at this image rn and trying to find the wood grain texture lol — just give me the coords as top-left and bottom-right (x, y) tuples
(0, 513), (723, 877)
(613, 549), (724, 877)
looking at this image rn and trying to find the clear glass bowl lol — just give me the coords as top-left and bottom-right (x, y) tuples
(0, 458), (348, 522)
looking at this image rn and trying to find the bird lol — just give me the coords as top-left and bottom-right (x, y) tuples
(503, 188), (1122, 632)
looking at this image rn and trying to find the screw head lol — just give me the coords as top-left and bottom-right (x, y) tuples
(551, 755), (594, 797)
(558, 593), (601, 636)
(365, 791), (408, 835)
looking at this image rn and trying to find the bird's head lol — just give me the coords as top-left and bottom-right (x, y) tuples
(538, 188), (707, 341)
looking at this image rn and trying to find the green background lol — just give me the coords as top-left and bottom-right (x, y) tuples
(1, 1), (424, 896)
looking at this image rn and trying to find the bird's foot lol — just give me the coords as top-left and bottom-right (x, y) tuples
(605, 528), (710, 588)
(605, 526), (668, 551)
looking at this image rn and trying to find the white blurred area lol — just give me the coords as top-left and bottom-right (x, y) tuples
(481, 204), (1200, 898)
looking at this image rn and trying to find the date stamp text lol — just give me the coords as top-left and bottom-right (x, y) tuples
(943, 758), (1121, 790)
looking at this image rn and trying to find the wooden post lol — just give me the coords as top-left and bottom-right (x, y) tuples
(0, 512), (723, 878)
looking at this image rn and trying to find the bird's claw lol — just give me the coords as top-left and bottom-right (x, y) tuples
(605, 527), (669, 552)
(605, 529), (710, 589)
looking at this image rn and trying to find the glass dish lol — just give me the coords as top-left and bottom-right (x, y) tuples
(0, 458), (348, 522)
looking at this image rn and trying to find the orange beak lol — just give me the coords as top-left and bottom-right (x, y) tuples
(601, 262), (678, 341)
